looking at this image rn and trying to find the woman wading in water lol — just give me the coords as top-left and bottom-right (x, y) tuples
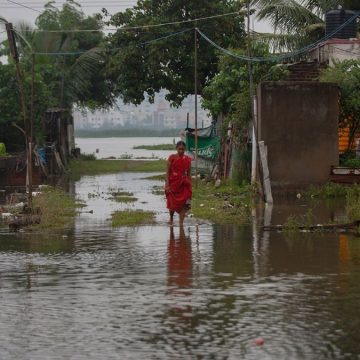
(165, 141), (192, 226)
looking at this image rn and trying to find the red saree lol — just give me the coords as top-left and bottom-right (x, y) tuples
(166, 154), (192, 213)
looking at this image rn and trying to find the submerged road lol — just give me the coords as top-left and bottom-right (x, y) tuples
(0, 170), (359, 359)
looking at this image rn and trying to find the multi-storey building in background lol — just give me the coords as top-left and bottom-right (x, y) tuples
(73, 90), (212, 131)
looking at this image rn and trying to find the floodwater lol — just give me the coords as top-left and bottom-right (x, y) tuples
(75, 137), (180, 160)
(1, 171), (360, 358)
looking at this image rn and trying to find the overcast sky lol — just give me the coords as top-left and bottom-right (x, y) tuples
(0, 0), (271, 38)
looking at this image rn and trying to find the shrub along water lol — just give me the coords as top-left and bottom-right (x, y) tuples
(69, 159), (166, 177)
(33, 187), (83, 229)
(133, 144), (175, 151)
(191, 181), (254, 224)
(111, 210), (156, 227)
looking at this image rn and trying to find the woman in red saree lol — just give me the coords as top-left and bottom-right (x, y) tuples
(165, 141), (192, 226)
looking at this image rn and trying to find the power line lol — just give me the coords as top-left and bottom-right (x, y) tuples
(0, 0), (136, 3)
(19, 11), (241, 33)
(5, 0), (42, 13)
(331, 46), (360, 56)
(196, 11), (360, 63)
(33, 28), (193, 56)
(1, 5), (134, 9)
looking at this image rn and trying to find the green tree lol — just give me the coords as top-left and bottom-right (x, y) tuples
(105, 0), (246, 106)
(30, 0), (112, 109)
(202, 44), (288, 131)
(0, 63), (53, 151)
(252, 0), (359, 52)
(202, 43), (289, 181)
(321, 60), (360, 151)
(0, 1), (112, 150)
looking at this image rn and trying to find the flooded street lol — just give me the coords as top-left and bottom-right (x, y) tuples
(0, 168), (360, 359)
(75, 137), (180, 160)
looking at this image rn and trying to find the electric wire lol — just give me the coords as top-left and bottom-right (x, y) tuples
(196, 11), (360, 63)
(33, 28), (193, 56)
(331, 45), (360, 56)
(5, 0), (42, 13)
(19, 11), (242, 33)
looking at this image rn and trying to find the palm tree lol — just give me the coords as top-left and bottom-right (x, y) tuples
(251, 0), (359, 52)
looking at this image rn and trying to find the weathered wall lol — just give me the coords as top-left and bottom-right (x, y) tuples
(257, 82), (339, 188)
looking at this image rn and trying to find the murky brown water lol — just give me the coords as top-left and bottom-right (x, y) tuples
(1, 172), (360, 359)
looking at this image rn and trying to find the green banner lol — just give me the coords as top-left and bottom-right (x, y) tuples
(186, 135), (220, 160)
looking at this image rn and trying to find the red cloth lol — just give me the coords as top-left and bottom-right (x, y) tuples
(166, 154), (192, 213)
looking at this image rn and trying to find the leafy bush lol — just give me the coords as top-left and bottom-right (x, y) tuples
(79, 153), (97, 161)
(342, 158), (360, 168)
(0, 143), (6, 156)
(346, 186), (360, 221)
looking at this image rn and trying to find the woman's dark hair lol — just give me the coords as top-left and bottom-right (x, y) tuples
(176, 140), (186, 148)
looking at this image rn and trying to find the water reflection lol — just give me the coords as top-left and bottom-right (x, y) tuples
(167, 226), (192, 292)
(2, 171), (360, 358)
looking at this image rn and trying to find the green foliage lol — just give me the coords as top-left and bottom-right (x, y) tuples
(68, 159), (166, 177)
(29, 1), (112, 109)
(201, 44), (289, 183)
(105, 0), (246, 106)
(321, 60), (360, 150)
(202, 43), (289, 144)
(252, 0), (358, 52)
(346, 186), (360, 221)
(79, 153), (97, 161)
(306, 182), (348, 198)
(133, 144), (174, 150)
(342, 157), (360, 168)
(283, 215), (301, 234)
(0, 63), (53, 151)
(113, 196), (138, 203)
(33, 186), (80, 229)
(0, 1), (112, 151)
(283, 209), (315, 234)
(151, 185), (165, 196)
(191, 181), (254, 224)
(0, 143), (6, 156)
(111, 210), (156, 227)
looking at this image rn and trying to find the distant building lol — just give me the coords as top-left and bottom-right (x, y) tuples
(73, 90), (212, 131)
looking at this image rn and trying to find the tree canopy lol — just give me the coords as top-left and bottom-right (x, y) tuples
(105, 0), (246, 106)
(252, 0), (360, 52)
(0, 0), (112, 150)
(321, 60), (360, 150)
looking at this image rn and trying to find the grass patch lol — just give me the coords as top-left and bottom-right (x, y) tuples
(346, 186), (360, 221)
(343, 158), (360, 168)
(111, 191), (134, 197)
(113, 196), (138, 203)
(109, 190), (137, 203)
(133, 144), (175, 151)
(191, 181), (254, 224)
(69, 159), (166, 177)
(305, 182), (348, 199)
(111, 209), (156, 227)
(119, 153), (133, 159)
(78, 153), (97, 161)
(152, 185), (165, 196)
(33, 187), (81, 229)
(141, 173), (166, 181)
(283, 210), (314, 235)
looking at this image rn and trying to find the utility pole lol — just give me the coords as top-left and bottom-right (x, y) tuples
(194, 27), (199, 185)
(247, 2), (257, 186)
(6, 23), (33, 208)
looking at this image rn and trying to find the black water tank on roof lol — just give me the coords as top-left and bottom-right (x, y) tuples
(326, 9), (358, 39)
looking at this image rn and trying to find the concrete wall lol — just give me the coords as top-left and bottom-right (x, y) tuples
(309, 39), (360, 66)
(257, 82), (339, 188)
